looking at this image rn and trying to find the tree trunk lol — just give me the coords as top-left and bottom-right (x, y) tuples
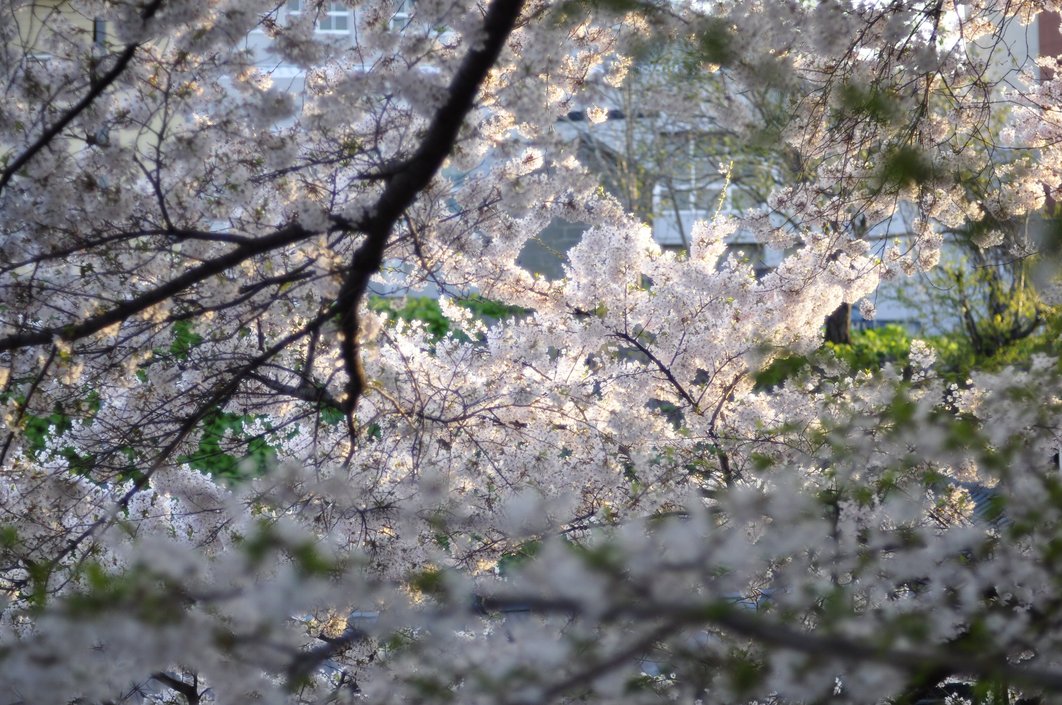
(824, 302), (851, 344)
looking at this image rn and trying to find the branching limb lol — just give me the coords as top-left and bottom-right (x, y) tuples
(285, 622), (370, 688)
(335, 0), (528, 416)
(152, 672), (202, 705)
(0, 223), (314, 353)
(0, 0), (166, 195)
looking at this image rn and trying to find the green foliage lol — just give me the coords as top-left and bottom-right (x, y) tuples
(754, 326), (933, 390)
(753, 352), (810, 390)
(289, 541), (338, 578)
(724, 648), (767, 695)
(368, 296), (452, 339)
(694, 17), (736, 67)
(63, 563), (181, 624)
(319, 404), (347, 426)
(927, 300), (1062, 380)
(5, 390), (103, 478)
(135, 322), (283, 480)
(886, 391), (918, 428)
(772, 314), (1061, 385)
(22, 403), (73, 454)
(827, 324), (914, 372)
(0, 525), (18, 550)
(236, 520), (341, 577)
(836, 83), (899, 125)
(367, 295), (530, 342)
(408, 566), (447, 597)
(880, 145), (936, 188)
(458, 294), (530, 321)
(177, 408), (276, 481)
(405, 675), (456, 702)
(12, 320), (334, 484)
(923, 259), (1047, 361)
(753, 319), (1062, 391)
(25, 559), (53, 611)
(169, 319), (203, 360)
(496, 539), (543, 575)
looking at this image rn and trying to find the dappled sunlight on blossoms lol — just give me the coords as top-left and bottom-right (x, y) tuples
(1, 0), (1062, 702)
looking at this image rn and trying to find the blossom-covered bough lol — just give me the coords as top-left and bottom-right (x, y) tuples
(2, 0), (1062, 702)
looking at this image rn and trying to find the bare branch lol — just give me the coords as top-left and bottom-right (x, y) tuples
(0, 0), (166, 195)
(334, 0), (528, 414)
(0, 223), (314, 353)
(152, 672), (201, 705)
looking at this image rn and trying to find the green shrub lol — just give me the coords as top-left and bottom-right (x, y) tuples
(367, 295), (530, 341)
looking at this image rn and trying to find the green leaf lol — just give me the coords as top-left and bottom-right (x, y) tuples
(408, 567), (447, 597)
(837, 83), (898, 124)
(169, 320), (203, 360)
(880, 145), (936, 188)
(0, 526), (18, 549)
(694, 17), (737, 67)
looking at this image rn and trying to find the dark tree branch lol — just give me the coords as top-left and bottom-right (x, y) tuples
(152, 672), (201, 705)
(0, 229), (252, 274)
(612, 331), (700, 410)
(285, 622), (370, 688)
(611, 331), (740, 484)
(0, 0), (166, 195)
(249, 371), (343, 411)
(334, 0), (527, 414)
(0, 223), (313, 353)
(479, 595), (1062, 695)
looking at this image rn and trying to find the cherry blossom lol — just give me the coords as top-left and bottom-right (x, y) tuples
(1, 1), (1061, 703)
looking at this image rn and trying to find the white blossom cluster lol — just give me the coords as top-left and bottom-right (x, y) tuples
(0, 0), (1061, 703)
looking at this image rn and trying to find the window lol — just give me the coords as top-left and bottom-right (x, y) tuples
(390, 0), (414, 30)
(286, 0), (351, 33)
(92, 18), (106, 48)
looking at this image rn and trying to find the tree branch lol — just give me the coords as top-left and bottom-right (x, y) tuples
(152, 672), (201, 705)
(0, 0), (166, 195)
(0, 223), (313, 353)
(285, 622), (370, 688)
(479, 595), (1062, 695)
(334, 0), (527, 415)
(248, 371), (342, 411)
